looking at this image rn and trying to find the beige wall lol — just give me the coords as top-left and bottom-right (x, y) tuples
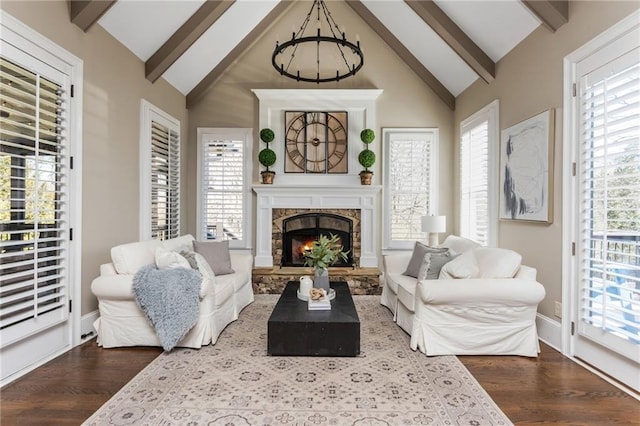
(187, 0), (455, 251)
(0, 1), (188, 315)
(454, 1), (639, 318)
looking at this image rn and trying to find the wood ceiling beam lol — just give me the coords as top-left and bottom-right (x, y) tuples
(146, 0), (236, 83)
(186, 1), (294, 109)
(404, 0), (495, 84)
(345, 1), (455, 110)
(69, 0), (117, 32)
(521, 0), (568, 33)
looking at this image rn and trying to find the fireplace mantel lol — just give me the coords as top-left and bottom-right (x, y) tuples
(253, 185), (381, 268)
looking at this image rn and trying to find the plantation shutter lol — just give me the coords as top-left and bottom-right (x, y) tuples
(0, 56), (69, 343)
(460, 121), (489, 246)
(150, 120), (179, 241)
(578, 51), (640, 355)
(200, 137), (244, 241)
(388, 132), (436, 242)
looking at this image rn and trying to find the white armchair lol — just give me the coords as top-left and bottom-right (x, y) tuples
(382, 236), (546, 357)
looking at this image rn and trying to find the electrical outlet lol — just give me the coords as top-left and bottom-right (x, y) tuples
(554, 301), (562, 318)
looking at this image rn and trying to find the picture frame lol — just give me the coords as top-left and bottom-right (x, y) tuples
(499, 109), (554, 223)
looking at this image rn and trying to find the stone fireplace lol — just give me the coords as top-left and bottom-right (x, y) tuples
(252, 185), (381, 294)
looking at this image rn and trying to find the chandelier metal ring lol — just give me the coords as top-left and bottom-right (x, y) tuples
(271, 0), (364, 84)
(272, 35), (364, 83)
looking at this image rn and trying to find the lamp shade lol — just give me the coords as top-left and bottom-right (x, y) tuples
(421, 215), (446, 233)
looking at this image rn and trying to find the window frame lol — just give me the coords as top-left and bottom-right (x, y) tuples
(382, 127), (439, 250)
(459, 99), (499, 247)
(139, 100), (181, 241)
(196, 127), (253, 250)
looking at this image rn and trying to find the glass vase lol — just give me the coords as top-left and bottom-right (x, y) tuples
(314, 267), (330, 293)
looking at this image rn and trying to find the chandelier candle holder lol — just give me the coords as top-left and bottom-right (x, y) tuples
(272, 0), (364, 83)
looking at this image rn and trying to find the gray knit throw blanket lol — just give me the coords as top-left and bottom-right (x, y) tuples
(132, 265), (202, 351)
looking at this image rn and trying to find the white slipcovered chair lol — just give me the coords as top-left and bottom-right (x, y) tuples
(382, 235), (546, 357)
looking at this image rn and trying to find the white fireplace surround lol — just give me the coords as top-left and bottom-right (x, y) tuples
(251, 89), (384, 269)
(253, 185), (381, 268)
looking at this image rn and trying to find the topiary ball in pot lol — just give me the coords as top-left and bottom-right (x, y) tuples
(358, 149), (376, 171)
(260, 128), (275, 143)
(259, 148), (276, 171)
(360, 128), (375, 145)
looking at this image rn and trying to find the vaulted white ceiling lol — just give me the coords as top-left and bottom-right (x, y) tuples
(88, 0), (566, 109)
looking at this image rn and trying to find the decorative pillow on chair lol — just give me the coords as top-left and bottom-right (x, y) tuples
(155, 247), (191, 270)
(403, 241), (449, 278)
(193, 240), (235, 276)
(439, 250), (480, 279)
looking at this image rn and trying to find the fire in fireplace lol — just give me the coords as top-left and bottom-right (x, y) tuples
(282, 213), (353, 267)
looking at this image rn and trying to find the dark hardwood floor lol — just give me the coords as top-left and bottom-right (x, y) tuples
(1, 341), (638, 425)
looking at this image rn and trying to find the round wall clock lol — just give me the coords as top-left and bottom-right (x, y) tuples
(284, 111), (348, 173)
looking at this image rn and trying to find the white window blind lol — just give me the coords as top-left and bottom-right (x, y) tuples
(579, 52), (640, 350)
(198, 128), (251, 247)
(383, 129), (438, 249)
(461, 122), (488, 244)
(459, 100), (498, 247)
(150, 120), (179, 241)
(0, 56), (69, 339)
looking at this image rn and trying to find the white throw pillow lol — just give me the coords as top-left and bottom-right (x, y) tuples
(194, 252), (216, 280)
(416, 253), (432, 280)
(439, 250), (480, 279)
(155, 246), (191, 270)
(474, 247), (522, 278)
(441, 235), (481, 254)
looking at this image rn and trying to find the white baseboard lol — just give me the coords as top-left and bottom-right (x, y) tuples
(80, 310), (99, 342)
(536, 313), (562, 351)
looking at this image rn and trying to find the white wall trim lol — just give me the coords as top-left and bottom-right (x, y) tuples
(536, 313), (562, 352)
(81, 311), (100, 342)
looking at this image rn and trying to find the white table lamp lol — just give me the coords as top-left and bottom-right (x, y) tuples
(421, 215), (446, 246)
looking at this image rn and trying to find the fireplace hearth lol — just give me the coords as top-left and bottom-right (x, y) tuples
(282, 213), (353, 267)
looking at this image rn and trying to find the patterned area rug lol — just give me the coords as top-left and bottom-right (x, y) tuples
(84, 295), (512, 426)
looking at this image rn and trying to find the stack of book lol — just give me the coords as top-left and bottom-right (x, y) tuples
(308, 297), (331, 310)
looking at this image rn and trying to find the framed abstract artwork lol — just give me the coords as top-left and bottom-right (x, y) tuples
(499, 109), (554, 223)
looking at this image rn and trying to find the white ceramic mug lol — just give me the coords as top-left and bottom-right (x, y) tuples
(299, 276), (313, 295)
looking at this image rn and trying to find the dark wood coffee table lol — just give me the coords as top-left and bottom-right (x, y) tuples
(267, 281), (360, 356)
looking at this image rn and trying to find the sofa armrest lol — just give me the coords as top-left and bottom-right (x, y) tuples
(417, 278), (546, 307)
(93, 269), (213, 301)
(91, 274), (135, 301)
(383, 253), (412, 275)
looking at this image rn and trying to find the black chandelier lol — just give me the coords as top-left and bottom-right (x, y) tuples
(272, 0), (364, 84)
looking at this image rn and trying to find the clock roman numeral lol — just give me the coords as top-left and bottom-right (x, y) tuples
(289, 149), (302, 161)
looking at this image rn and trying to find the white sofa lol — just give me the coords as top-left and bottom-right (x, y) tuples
(91, 235), (254, 349)
(381, 235), (546, 357)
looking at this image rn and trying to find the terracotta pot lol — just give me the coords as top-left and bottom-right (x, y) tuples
(261, 171), (275, 184)
(359, 171), (373, 185)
